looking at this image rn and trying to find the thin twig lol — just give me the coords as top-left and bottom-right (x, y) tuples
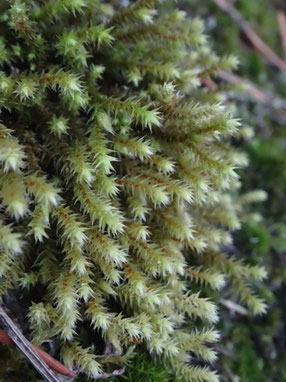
(212, 0), (286, 73)
(203, 77), (218, 91)
(218, 70), (286, 111)
(215, 345), (236, 360)
(0, 329), (77, 378)
(217, 70), (286, 123)
(0, 306), (74, 382)
(220, 299), (248, 316)
(203, 70), (286, 124)
(93, 367), (126, 380)
(277, 10), (286, 59)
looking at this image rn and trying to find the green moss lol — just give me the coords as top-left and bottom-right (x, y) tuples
(106, 353), (173, 382)
(0, 1), (267, 381)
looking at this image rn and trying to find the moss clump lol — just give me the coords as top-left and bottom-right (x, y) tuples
(0, 0), (266, 380)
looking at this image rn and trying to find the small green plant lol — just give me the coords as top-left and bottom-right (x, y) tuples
(106, 352), (172, 382)
(0, 0), (266, 380)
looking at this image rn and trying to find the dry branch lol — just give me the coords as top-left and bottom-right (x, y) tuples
(0, 306), (75, 382)
(277, 10), (286, 59)
(218, 70), (286, 112)
(220, 299), (248, 316)
(213, 0), (286, 73)
(93, 367), (126, 380)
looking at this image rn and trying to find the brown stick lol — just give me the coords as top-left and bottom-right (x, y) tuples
(0, 306), (74, 382)
(218, 70), (286, 111)
(220, 299), (248, 316)
(278, 10), (286, 59)
(93, 367), (126, 380)
(0, 329), (76, 377)
(212, 0), (286, 73)
(203, 70), (286, 123)
(202, 77), (219, 91)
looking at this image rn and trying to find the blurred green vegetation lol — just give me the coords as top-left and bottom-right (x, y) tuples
(0, 345), (36, 382)
(186, 1), (286, 381)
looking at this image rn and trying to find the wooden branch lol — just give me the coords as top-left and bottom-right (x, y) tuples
(202, 70), (286, 124)
(93, 367), (126, 380)
(0, 306), (75, 382)
(215, 345), (236, 360)
(220, 299), (248, 316)
(218, 70), (286, 111)
(0, 329), (77, 378)
(202, 77), (218, 91)
(217, 70), (286, 123)
(278, 10), (286, 59)
(212, 0), (286, 73)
